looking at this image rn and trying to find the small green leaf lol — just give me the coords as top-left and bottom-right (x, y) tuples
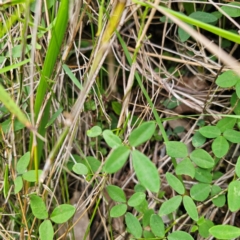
(39, 220), (54, 240)
(211, 185), (225, 207)
(199, 126), (221, 138)
(194, 168), (212, 183)
(189, 11), (217, 23)
(159, 195), (182, 216)
(228, 180), (240, 212)
(103, 130), (122, 148)
(129, 121), (155, 147)
(178, 26), (191, 42)
(165, 141), (188, 158)
(166, 172), (185, 194)
(221, 2), (240, 17)
(134, 199), (148, 213)
(142, 209), (154, 227)
(190, 149), (214, 169)
(111, 101), (122, 115)
(192, 131), (206, 147)
(14, 176), (23, 194)
(110, 204), (127, 218)
(198, 218), (214, 238)
(103, 146), (130, 173)
(168, 230), (194, 240)
(216, 117), (236, 132)
(183, 196), (199, 221)
(50, 204), (76, 224)
(190, 183), (211, 201)
(128, 192), (146, 207)
(132, 150), (160, 193)
(231, 92), (240, 115)
(125, 212), (142, 238)
(86, 156), (101, 173)
(223, 129), (240, 143)
(106, 185), (126, 203)
(236, 82), (240, 98)
(87, 126), (102, 137)
(29, 195), (48, 219)
(17, 152), (30, 174)
(176, 158), (195, 178)
(236, 156), (240, 178)
(72, 163), (89, 175)
(212, 136), (229, 158)
(209, 225), (240, 239)
(150, 214), (165, 238)
(22, 170), (43, 182)
(216, 70), (240, 88)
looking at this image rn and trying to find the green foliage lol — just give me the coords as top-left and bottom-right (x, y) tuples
(50, 204), (75, 224)
(128, 121), (156, 147)
(29, 195), (48, 220)
(2, 0), (240, 239)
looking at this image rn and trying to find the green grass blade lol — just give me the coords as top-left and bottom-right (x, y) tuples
(32, 0), (69, 161)
(133, 0), (240, 44)
(63, 64), (83, 90)
(0, 84), (32, 129)
(0, 59), (30, 74)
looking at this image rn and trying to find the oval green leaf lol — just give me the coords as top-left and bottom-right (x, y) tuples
(150, 214), (165, 238)
(221, 2), (240, 17)
(110, 204), (127, 218)
(183, 196), (199, 221)
(216, 70), (240, 88)
(72, 163), (89, 175)
(216, 117), (236, 132)
(189, 11), (217, 23)
(22, 170), (43, 182)
(87, 126), (102, 137)
(39, 220), (54, 240)
(195, 168), (212, 183)
(166, 172), (185, 194)
(103, 146), (130, 174)
(223, 129), (240, 143)
(125, 212), (142, 238)
(192, 131), (206, 148)
(228, 180), (240, 212)
(106, 185), (126, 203)
(129, 121), (155, 147)
(190, 149), (214, 169)
(190, 183), (211, 201)
(211, 185), (225, 207)
(176, 158), (195, 178)
(209, 225), (240, 239)
(212, 136), (229, 158)
(165, 141), (188, 158)
(103, 130), (122, 148)
(29, 195), (48, 219)
(17, 151), (30, 174)
(128, 192), (146, 207)
(50, 204), (75, 224)
(132, 150), (160, 193)
(236, 156), (240, 178)
(159, 195), (182, 216)
(199, 126), (221, 138)
(168, 230), (194, 240)
(198, 218), (214, 238)
(14, 176), (23, 194)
